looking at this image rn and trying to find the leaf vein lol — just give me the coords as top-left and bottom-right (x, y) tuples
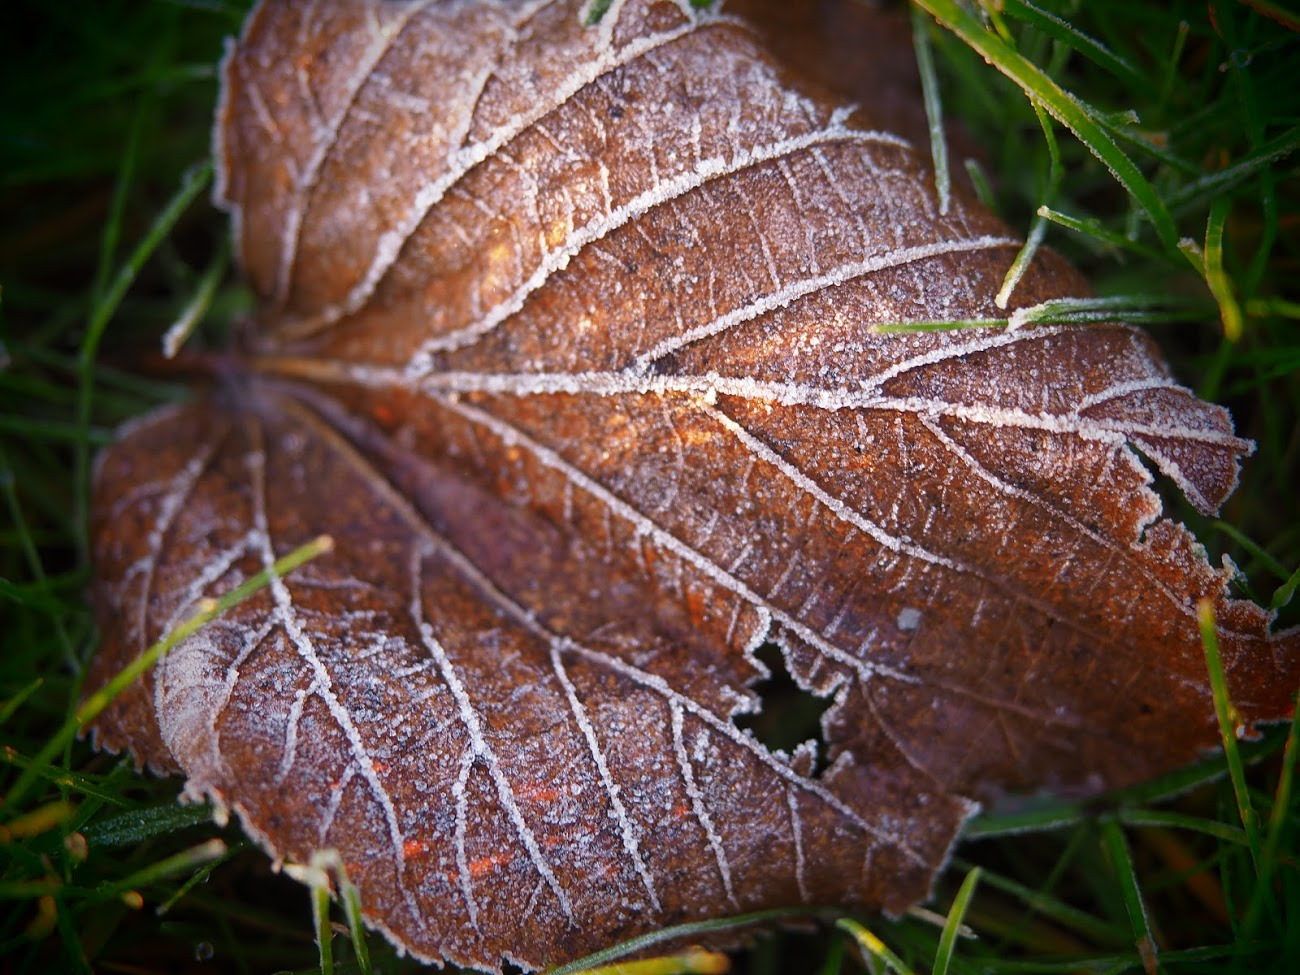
(309, 13), (707, 335)
(669, 699), (738, 909)
(407, 121), (898, 370)
(409, 543), (576, 923)
(550, 640), (662, 912)
(245, 422), (421, 929)
(273, 0), (436, 304)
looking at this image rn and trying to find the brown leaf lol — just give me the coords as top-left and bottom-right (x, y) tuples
(88, 0), (1297, 969)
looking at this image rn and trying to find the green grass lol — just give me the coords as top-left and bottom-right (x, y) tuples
(1, 0), (1298, 973)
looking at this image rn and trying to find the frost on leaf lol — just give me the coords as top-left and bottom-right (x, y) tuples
(87, 0), (1297, 970)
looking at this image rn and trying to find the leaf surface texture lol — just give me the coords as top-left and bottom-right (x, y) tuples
(89, 0), (1297, 969)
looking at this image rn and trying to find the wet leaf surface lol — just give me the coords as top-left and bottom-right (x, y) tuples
(88, 0), (1298, 969)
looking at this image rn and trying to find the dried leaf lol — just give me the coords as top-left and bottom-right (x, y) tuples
(88, 0), (1297, 970)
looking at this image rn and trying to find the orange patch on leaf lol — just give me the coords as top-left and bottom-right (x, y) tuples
(468, 853), (509, 878)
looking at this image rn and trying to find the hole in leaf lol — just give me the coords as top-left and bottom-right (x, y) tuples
(735, 642), (832, 776)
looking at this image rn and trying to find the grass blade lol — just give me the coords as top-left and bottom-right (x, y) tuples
(81, 801), (216, 848)
(154, 841), (242, 916)
(546, 908), (833, 975)
(0, 444), (76, 664)
(305, 850), (374, 975)
(73, 159), (213, 557)
(912, 0), (1179, 251)
(1115, 808), (1250, 846)
(1197, 600), (1263, 873)
(837, 918), (917, 975)
(1180, 196), (1244, 341)
(933, 867), (981, 975)
(1099, 819), (1159, 974)
(569, 950), (731, 975)
(875, 317), (1007, 334)
(1272, 563), (1300, 611)
(1164, 127), (1300, 214)
(996, 102), (1060, 308)
(0, 800), (75, 842)
(313, 876), (335, 975)
(999, 0), (1144, 91)
(911, 6), (952, 216)
(1036, 206), (1166, 261)
(1243, 688), (1300, 936)
(951, 857), (1126, 945)
(1, 534), (332, 815)
(0, 678), (45, 725)
(95, 838), (228, 900)
(162, 235), (231, 359)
